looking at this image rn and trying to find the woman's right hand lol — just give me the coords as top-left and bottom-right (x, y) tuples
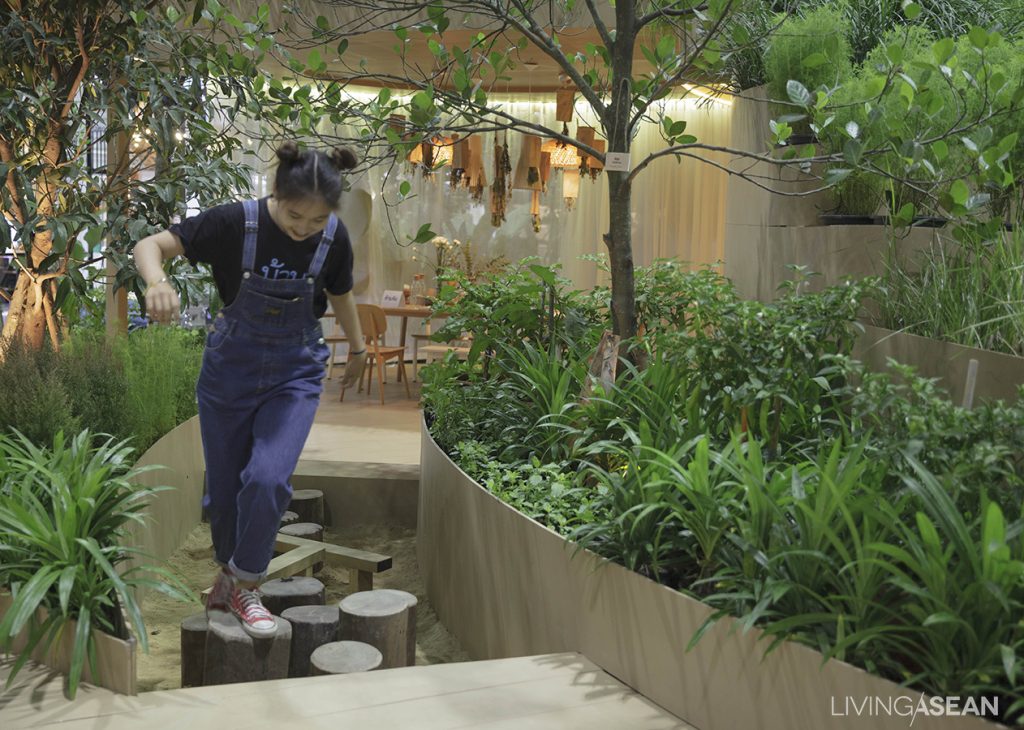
(146, 281), (180, 324)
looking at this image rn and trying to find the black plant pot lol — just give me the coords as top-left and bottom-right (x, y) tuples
(784, 133), (818, 146)
(818, 213), (881, 226)
(910, 216), (948, 228)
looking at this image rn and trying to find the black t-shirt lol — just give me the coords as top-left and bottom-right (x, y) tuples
(169, 197), (353, 318)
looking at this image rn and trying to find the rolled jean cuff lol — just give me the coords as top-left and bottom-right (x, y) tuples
(228, 557), (266, 584)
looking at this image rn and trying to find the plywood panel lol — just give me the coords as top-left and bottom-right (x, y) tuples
(0, 595), (136, 696)
(418, 421), (1004, 730)
(856, 325), (1024, 404)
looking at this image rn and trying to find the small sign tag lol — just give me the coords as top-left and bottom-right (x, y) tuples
(381, 290), (403, 308)
(605, 152), (631, 171)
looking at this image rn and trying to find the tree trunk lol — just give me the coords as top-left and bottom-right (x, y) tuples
(602, 0), (638, 344)
(1, 273), (48, 350)
(1, 136), (64, 351)
(604, 177), (637, 341)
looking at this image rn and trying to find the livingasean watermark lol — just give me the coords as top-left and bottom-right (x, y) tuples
(831, 694), (999, 726)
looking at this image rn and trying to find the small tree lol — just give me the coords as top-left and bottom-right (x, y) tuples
(231, 0), (1021, 346)
(0, 0), (257, 350)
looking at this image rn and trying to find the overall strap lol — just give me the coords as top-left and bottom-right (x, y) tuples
(241, 199), (260, 272)
(306, 214), (338, 280)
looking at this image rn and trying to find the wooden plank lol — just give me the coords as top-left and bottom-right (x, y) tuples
(265, 545), (324, 581)
(274, 534), (391, 573)
(349, 569), (374, 592)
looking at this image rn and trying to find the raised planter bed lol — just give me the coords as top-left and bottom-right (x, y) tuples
(724, 223), (938, 302)
(0, 416), (204, 695)
(0, 593), (137, 695)
(855, 324), (1024, 404)
(418, 417), (1003, 729)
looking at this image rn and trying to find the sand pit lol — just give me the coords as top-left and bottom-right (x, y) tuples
(137, 523), (469, 692)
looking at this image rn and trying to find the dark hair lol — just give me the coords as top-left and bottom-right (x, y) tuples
(273, 142), (358, 208)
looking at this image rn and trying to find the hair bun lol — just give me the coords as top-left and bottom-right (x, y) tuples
(276, 141), (302, 164)
(329, 147), (358, 171)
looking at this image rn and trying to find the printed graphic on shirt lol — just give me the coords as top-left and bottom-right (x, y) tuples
(261, 258), (304, 280)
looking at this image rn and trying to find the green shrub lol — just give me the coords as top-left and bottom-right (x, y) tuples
(58, 331), (129, 441)
(764, 6), (854, 135)
(0, 340), (79, 445)
(120, 326), (203, 453)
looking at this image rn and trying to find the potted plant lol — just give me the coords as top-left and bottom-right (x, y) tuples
(764, 5), (854, 145)
(0, 429), (192, 697)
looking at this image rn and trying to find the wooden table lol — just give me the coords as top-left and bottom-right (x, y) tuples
(382, 304), (432, 347)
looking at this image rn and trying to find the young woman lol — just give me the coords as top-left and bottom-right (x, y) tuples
(134, 142), (368, 637)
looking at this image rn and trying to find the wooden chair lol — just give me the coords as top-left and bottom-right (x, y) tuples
(340, 303), (411, 404)
(419, 335), (473, 371)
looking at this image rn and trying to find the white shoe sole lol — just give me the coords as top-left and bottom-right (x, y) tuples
(236, 616), (277, 638)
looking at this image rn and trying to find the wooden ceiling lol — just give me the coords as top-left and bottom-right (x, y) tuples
(323, 27), (660, 92)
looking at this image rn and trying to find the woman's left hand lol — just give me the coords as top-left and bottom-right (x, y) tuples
(341, 350), (368, 388)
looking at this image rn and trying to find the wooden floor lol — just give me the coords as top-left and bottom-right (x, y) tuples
(0, 653), (692, 729)
(300, 368), (422, 475)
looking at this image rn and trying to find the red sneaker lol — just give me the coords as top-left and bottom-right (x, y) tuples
(205, 569), (234, 617)
(228, 586), (277, 638)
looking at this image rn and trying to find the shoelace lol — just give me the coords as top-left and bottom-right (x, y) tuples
(237, 589), (270, 618)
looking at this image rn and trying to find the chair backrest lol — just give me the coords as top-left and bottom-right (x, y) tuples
(356, 303), (388, 345)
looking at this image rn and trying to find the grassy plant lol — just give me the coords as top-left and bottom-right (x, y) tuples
(877, 228), (1024, 356)
(0, 429), (193, 698)
(764, 6), (854, 135)
(120, 326), (203, 453)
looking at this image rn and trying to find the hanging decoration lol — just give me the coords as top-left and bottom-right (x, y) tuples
(562, 168), (580, 210)
(587, 139), (605, 181)
(451, 133), (469, 187)
(576, 125), (596, 177)
(491, 130), (511, 227)
(555, 88), (575, 136)
(512, 134), (544, 232)
(539, 150), (551, 193)
(465, 134), (488, 202)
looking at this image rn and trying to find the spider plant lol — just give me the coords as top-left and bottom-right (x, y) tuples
(0, 429), (194, 698)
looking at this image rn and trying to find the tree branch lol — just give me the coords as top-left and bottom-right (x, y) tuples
(0, 138), (26, 225)
(636, 2), (709, 31)
(499, 0), (608, 119)
(583, 0), (614, 49)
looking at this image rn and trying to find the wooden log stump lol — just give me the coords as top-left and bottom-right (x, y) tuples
(373, 589), (418, 666)
(202, 613), (292, 686)
(261, 576), (325, 616)
(339, 590), (412, 669)
(281, 605), (341, 678)
(280, 510), (299, 528)
(278, 523), (324, 572)
(310, 641), (382, 676)
(288, 489), (324, 526)
(180, 612), (209, 688)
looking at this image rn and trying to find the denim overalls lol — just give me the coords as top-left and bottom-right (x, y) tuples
(196, 199), (336, 583)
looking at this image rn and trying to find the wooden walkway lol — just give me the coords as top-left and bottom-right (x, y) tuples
(1, 653), (692, 729)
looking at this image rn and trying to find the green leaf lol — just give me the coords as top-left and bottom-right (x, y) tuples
(949, 179), (969, 206)
(801, 52), (827, 69)
(932, 38), (955, 64)
(931, 139), (949, 162)
(399, 180), (411, 197)
(901, 1), (921, 20)
(308, 49), (322, 70)
(337, 39), (349, 57)
(316, 15), (329, 31)
(968, 26), (989, 50)
(786, 80), (811, 107)
(842, 139), (863, 166)
(411, 223), (436, 243)
(656, 35), (675, 63)
(166, 6), (181, 23)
